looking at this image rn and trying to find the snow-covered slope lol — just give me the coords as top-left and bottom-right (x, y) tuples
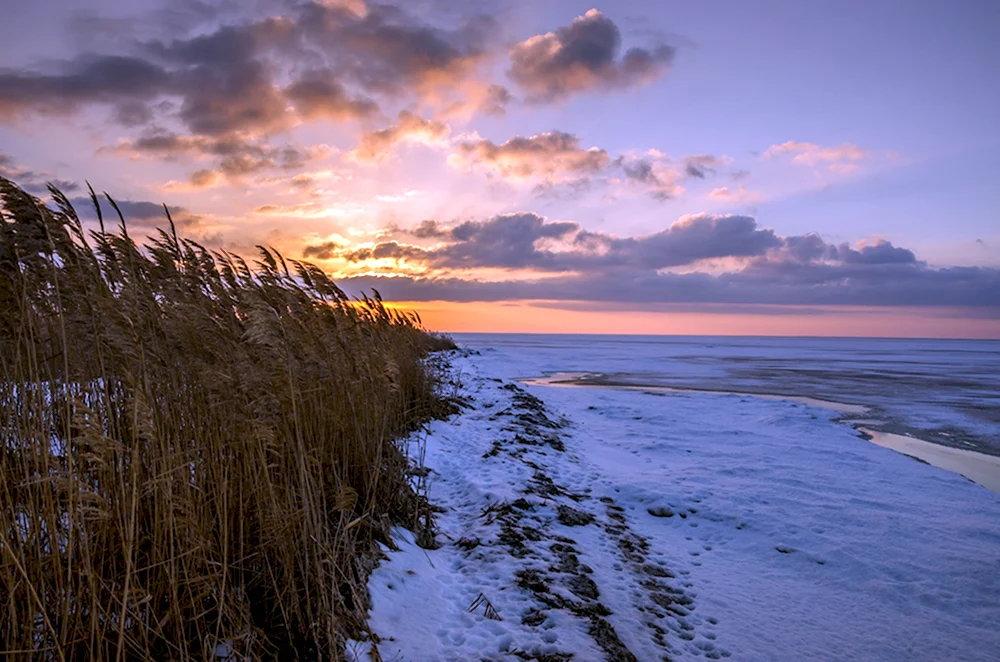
(348, 351), (1000, 662)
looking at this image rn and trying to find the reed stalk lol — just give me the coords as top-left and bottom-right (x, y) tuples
(0, 177), (455, 660)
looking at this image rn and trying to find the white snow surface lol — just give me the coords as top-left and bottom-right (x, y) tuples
(348, 349), (1000, 662)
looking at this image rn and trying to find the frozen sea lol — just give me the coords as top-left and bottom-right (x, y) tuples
(349, 335), (1000, 662)
(457, 333), (1000, 455)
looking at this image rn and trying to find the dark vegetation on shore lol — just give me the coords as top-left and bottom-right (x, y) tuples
(0, 177), (458, 660)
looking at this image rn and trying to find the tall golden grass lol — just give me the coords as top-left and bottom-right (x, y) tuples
(0, 177), (454, 660)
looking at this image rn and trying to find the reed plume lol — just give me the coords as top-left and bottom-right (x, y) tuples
(0, 177), (455, 660)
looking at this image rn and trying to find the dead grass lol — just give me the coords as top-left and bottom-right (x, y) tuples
(0, 177), (452, 660)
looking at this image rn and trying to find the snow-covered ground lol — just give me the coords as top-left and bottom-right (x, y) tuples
(348, 341), (1000, 662)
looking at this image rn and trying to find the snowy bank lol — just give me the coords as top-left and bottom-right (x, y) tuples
(348, 350), (1000, 662)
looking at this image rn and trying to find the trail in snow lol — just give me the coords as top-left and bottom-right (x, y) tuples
(348, 352), (1000, 662)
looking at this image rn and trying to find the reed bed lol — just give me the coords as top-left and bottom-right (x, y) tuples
(0, 177), (454, 660)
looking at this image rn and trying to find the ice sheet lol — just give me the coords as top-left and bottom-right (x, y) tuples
(458, 334), (1000, 455)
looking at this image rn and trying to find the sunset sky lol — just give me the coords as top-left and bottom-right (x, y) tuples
(1, 0), (998, 337)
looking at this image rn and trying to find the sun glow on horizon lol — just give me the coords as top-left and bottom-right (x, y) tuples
(390, 301), (1000, 339)
(0, 0), (996, 338)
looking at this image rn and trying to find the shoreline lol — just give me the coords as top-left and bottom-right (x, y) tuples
(523, 371), (1000, 494)
(858, 428), (1000, 493)
(524, 372), (869, 415)
(350, 353), (1000, 661)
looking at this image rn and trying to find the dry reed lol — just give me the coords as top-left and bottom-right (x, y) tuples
(0, 177), (455, 660)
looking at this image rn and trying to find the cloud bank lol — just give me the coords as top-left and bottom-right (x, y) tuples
(304, 212), (999, 308)
(508, 9), (674, 102)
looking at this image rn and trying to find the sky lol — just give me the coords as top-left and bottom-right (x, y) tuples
(1, 0), (998, 337)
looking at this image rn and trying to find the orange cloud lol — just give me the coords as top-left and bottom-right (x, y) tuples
(762, 140), (870, 172)
(318, 0), (368, 16)
(163, 168), (224, 192)
(346, 111), (450, 164)
(254, 201), (364, 219)
(708, 184), (760, 203)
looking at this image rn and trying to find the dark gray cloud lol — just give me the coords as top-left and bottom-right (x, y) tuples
(480, 84), (512, 116)
(1, 22), (292, 173)
(453, 131), (610, 182)
(295, 2), (495, 96)
(0, 152), (79, 195)
(309, 212), (781, 272)
(684, 155), (722, 179)
(112, 100), (158, 127)
(285, 70), (379, 120)
(411, 219), (453, 239)
(344, 240), (429, 262)
(617, 157), (680, 200)
(444, 213), (579, 268)
(43, 179), (81, 194)
(68, 2), (226, 47)
(0, 54), (170, 119)
(772, 235), (916, 266)
(621, 159), (656, 184)
(302, 240), (342, 260)
(337, 262), (1000, 308)
(448, 133), (723, 200)
(68, 195), (201, 230)
(155, 25), (289, 136)
(306, 212), (1000, 308)
(0, 0), (684, 189)
(337, 213), (578, 268)
(218, 144), (312, 176)
(1, 3), (681, 191)
(583, 214), (782, 269)
(780, 233), (835, 263)
(113, 130), (321, 182)
(839, 241), (916, 264)
(0, 1), (500, 174)
(508, 9), (674, 102)
(614, 154), (726, 201)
